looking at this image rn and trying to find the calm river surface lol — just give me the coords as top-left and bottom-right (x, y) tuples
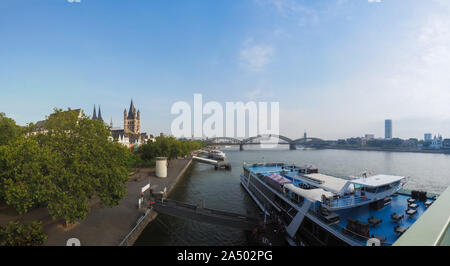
(134, 147), (450, 246)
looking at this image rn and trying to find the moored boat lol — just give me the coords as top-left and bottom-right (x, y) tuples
(208, 149), (226, 161)
(240, 162), (439, 246)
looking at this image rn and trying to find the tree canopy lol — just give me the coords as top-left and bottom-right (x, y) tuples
(0, 221), (47, 246)
(0, 109), (131, 223)
(0, 112), (22, 146)
(136, 136), (203, 165)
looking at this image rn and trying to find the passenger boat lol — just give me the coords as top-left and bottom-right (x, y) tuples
(208, 150), (226, 161)
(240, 162), (438, 246)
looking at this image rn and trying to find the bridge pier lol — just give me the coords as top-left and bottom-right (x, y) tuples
(289, 143), (297, 150)
(239, 144), (245, 151)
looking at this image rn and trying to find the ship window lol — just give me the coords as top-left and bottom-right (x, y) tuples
(317, 226), (327, 242)
(365, 186), (376, 193)
(302, 217), (313, 232)
(244, 169), (249, 177)
(327, 234), (347, 246)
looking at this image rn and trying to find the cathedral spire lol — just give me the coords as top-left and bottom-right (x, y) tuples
(98, 105), (103, 121)
(92, 105), (97, 120)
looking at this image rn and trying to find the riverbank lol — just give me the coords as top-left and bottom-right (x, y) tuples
(43, 157), (193, 246)
(321, 146), (450, 155)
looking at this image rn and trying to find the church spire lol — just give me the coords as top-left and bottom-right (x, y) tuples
(128, 99), (136, 119)
(92, 105), (97, 120)
(129, 99), (135, 112)
(98, 105), (103, 121)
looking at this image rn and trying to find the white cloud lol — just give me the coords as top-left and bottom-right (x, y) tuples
(239, 42), (274, 72)
(256, 0), (319, 26)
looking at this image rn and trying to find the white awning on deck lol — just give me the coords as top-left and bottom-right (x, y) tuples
(302, 173), (348, 194)
(284, 183), (334, 202)
(351, 175), (405, 188)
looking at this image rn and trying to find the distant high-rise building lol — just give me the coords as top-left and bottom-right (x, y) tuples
(385, 119), (392, 139)
(424, 133), (432, 142)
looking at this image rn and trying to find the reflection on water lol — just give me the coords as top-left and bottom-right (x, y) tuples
(134, 147), (450, 246)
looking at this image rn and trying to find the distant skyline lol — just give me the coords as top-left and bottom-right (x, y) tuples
(1, 0), (450, 140)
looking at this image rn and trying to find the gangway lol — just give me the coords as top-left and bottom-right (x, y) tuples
(149, 199), (261, 230)
(192, 156), (219, 165)
(192, 156), (231, 170)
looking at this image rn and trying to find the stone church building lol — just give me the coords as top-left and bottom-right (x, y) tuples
(109, 100), (149, 147)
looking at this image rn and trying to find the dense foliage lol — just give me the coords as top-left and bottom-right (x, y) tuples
(133, 136), (203, 167)
(0, 221), (47, 246)
(337, 137), (419, 148)
(366, 138), (404, 147)
(0, 113), (22, 146)
(0, 109), (131, 224)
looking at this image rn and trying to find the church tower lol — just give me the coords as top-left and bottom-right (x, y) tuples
(124, 99), (140, 134)
(92, 105), (97, 120)
(97, 105), (103, 121)
(92, 104), (103, 122)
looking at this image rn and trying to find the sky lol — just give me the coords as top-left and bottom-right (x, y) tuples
(1, 0), (450, 140)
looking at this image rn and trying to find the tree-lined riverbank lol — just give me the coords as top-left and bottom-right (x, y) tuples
(44, 158), (193, 246)
(0, 110), (202, 246)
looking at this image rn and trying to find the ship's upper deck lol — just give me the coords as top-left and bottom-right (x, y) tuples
(244, 162), (437, 246)
(335, 192), (429, 245)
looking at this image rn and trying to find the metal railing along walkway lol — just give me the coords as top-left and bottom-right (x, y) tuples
(150, 199), (261, 230)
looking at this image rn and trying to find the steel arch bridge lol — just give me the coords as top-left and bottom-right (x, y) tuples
(242, 134), (293, 144)
(207, 137), (242, 144)
(205, 135), (327, 150)
(293, 137), (325, 144)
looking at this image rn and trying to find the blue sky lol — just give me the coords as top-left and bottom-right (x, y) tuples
(1, 0), (450, 139)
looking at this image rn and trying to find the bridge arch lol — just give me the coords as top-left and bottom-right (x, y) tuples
(242, 134), (293, 144)
(293, 137), (325, 144)
(206, 137), (242, 144)
(204, 135), (326, 151)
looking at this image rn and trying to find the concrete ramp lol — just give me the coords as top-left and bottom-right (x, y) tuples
(193, 156), (219, 165)
(192, 156), (231, 170)
(151, 199), (260, 230)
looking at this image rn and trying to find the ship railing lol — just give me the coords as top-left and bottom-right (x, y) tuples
(323, 195), (370, 209)
(243, 161), (289, 168)
(307, 209), (395, 246)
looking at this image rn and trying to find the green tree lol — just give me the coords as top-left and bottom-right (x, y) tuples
(0, 221), (47, 246)
(0, 112), (22, 146)
(0, 136), (57, 213)
(136, 136), (203, 166)
(0, 109), (131, 223)
(390, 138), (403, 147)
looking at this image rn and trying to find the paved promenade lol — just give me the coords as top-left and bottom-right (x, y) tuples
(44, 158), (192, 246)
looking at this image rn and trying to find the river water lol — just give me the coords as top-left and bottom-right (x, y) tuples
(134, 146), (450, 246)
